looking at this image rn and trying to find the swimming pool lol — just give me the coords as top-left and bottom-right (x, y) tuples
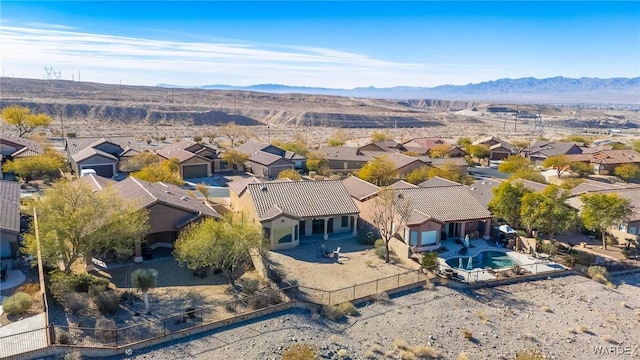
(445, 251), (515, 271)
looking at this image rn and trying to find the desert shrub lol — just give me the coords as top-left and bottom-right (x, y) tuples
(476, 310), (489, 323)
(70, 273), (109, 292)
(50, 271), (109, 304)
(374, 238), (388, 259)
(336, 349), (348, 359)
(238, 278), (260, 295)
(16, 283), (40, 296)
(577, 324), (589, 333)
(2, 292), (33, 315)
(357, 231), (377, 245)
(536, 240), (557, 255)
(64, 292), (87, 314)
(90, 286), (120, 315)
(193, 135), (202, 143)
(337, 301), (358, 316)
(413, 344), (438, 358)
(282, 343), (319, 360)
(462, 329), (473, 340)
(400, 350), (416, 360)
(363, 349), (376, 359)
(56, 330), (70, 345)
(321, 304), (345, 321)
(374, 291), (391, 304)
(394, 338), (411, 351)
(458, 352), (470, 360)
(516, 349), (545, 360)
(94, 318), (117, 343)
(588, 266), (612, 286)
(566, 249), (596, 267)
(66, 132), (77, 138)
(421, 252), (439, 270)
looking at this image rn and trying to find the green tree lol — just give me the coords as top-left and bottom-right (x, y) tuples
(1, 105), (52, 137)
(520, 185), (575, 239)
(488, 181), (532, 230)
(614, 163), (640, 182)
(327, 129), (348, 147)
(498, 155), (533, 174)
(560, 178), (585, 190)
(196, 182), (210, 201)
(118, 151), (160, 172)
(467, 144), (491, 160)
(429, 143), (451, 158)
(371, 130), (392, 142)
(272, 140), (309, 156)
(132, 158), (183, 185)
(221, 149), (249, 172)
(2, 150), (64, 183)
(405, 166), (431, 185)
(369, 188), (412, 263)
(306, 151), (328, 172)
(23, 181), (149, 274)
(277, 168), (302, 181)
(580, 193), (633, 249)
(542, 155), (570, 178)
(427, 163), (473, 185)
(131, 268), (158, 314)
(358, 155), (397, 186)
(510, 140), (531, 153)
(174, 214), (265, 286)
(456, 137), (472, 149)
(569, 161), (594, 178)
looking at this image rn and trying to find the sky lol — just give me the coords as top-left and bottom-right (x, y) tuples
(1, 1), (639, 88)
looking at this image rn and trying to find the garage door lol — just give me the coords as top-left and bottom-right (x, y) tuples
(182, 164), (208, 179)
(83, 164), (114, 178)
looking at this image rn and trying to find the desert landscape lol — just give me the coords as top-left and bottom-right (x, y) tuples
(1, 77), (639, 147)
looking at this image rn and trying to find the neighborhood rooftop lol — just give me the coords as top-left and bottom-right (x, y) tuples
(397, 186), (492, 222)
(65, 136), (139, 155)
(0, 180), (20, 233)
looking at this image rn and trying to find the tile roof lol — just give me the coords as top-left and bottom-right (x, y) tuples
(235, 140), (270, 155)
(156, 139), (217, 163)
(386, 152), (425, 170)
(341, 176), (381, 200)
(402, 137), (447, 150)
(566, 188), (640, 222)
(389, 180), (419, 189)
(112, 177), (221, 219)
(248, 151), (291, 166)
(247, 180), (359, 220)
(407, 210), (444, 226)
(396, 186), (492, 222)
(418, 176), (462, 188)
(0, 134), (45, 156)
(71, 147), (118, 163)
(528, 141), (582, 158)
(569, 179), (625, 196)
(318, 146), (371, 162)
(65, 136), (139, 156)
(76, 174), (116, 191)
(0, 180), (20, 233)
(512, 178), (548, 193)
(591, 149), (640, 165)
(468, 178), (503, 208)
(429, 157), (469, 167)
(228, 177), (263, 196)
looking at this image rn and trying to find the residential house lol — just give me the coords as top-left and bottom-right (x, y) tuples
(428, 157), (469, 175)
(0, 134), (45, 179)
(0, 180), (20, 269)
(359, 140), (405, 154)
(468, 178), (503, 208)
(418, 176), (462, 188)
(65, 136), (139, 178)
(343, 176), (492, 252)
(235, 140), (306, 179)
(402, 137), (464, 157)
(230, 180), (359, 249)
(525, 141), (582, 165)
(157, 139), (221, 179)
(78, 174), (222, 263)
(318, 146), (372, 174)
(565, 149), (640, 175)
(386, 152), (429, 178)
(474, 136), (514, 160)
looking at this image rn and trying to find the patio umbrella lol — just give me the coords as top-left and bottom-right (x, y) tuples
(467, 256), (473, 270)
(464, 234), (470, 248)
(458, 257), (463, 269)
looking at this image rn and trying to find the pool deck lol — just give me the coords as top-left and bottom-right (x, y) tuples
(437, 237), (566, 283)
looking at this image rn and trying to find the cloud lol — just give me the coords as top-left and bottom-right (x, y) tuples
(0, 25), (496, 87)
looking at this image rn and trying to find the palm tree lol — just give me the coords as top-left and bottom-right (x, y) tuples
(131, 268), (158, 314)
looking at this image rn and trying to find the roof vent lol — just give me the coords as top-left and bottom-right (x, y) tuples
(164, 190), (172, 195)
(261, 185), (268, 192)
(470, 187), (476, 191)
(180, 196), (189, 201)
(481, 181), (488, 185)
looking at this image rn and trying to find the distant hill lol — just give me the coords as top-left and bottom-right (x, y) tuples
(159, 76), (640, 104)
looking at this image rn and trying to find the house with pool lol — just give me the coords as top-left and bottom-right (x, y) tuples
(342, 176), (493, 252)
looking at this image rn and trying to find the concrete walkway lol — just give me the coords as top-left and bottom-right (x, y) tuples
(0, 313), (48, 358)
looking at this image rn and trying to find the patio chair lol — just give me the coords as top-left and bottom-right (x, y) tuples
(333, 247), (341, 259)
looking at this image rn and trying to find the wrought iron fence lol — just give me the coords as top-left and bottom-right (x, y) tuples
(296, 269), (428, 305)
(0, 326), (48, 359)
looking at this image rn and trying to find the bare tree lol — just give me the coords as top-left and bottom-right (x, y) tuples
(370, 188), (412, 263)
(220, 122), (247, 148)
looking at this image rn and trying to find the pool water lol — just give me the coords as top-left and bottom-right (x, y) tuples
(445, 251), (515, 271)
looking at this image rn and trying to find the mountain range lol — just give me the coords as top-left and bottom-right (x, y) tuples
(159, 77), (640, 104)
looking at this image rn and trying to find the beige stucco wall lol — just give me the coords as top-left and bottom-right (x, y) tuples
(147, 203), (194, 234)
(75, 154), (117, 174)
(262, 215), (300, 250)
(181, 156), (213, 177)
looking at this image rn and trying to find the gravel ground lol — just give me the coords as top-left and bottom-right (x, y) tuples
(117, 272), (640, 360)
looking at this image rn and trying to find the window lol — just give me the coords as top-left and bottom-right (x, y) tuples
(421, 231), (438, 246)
(294, 224), (299, 241)
(410, 231), (419, 246)
(341, 216), (349, 228)
(264, 227), (271, 238)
